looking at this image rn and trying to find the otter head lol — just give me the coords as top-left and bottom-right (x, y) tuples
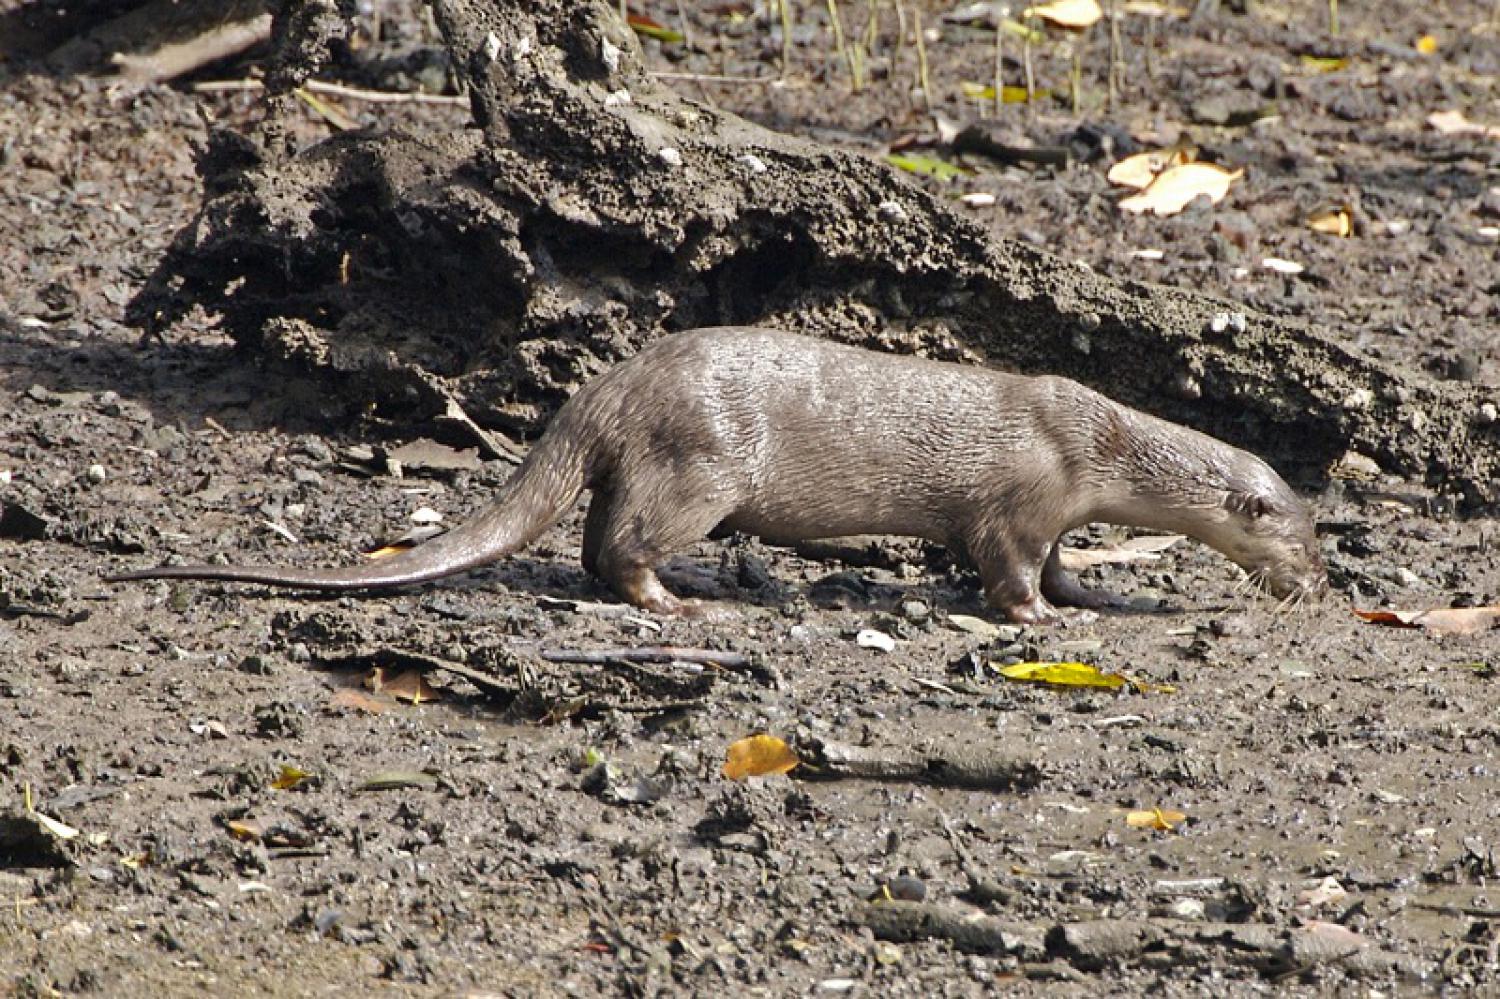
(1202, 475), (1327, 602)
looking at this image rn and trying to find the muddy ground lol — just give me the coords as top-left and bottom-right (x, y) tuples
(2, 1), (1499, 995)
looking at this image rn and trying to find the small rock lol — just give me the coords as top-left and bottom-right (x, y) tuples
(84, 464), (106, 484)
(239, 655), (274, 676)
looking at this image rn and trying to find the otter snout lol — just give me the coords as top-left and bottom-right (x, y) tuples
(1256, 545), (1328, 603)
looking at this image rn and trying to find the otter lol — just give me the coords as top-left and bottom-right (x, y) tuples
(107, 327), (1326, 623)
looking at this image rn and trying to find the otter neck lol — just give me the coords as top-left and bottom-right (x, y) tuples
(1078, 399), (1236, 537)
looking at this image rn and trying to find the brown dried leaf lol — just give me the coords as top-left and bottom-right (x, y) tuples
(1023, 0), (1103, 30)
(328, 687), (391, 715)
(1106, 148), (1193, 190)
(1058, 534), (1184, 570)
(1427, 109), (1500, 140)
(378, 669), (443, 705)
(1119, 163), (1242, 216)
(1354, 606), (1500, 636)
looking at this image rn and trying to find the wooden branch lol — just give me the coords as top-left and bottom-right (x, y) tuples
(112, 14), (272, 83)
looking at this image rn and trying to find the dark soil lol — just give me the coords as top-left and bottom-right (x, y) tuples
(3, 2), (1499, 995)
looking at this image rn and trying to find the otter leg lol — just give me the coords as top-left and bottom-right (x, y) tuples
(592, 480), (737, 617)
(966, 529), (1062, 625)
(1040, 542), (1129, 610)
(580, 490), (611, 578)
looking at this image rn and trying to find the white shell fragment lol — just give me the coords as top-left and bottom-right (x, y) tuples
(603, 89), (632, 107)
(410, 506), (444, 525)
(738, 153), (768, 174)
(658, 147), (683, 167)
(855, 629), (897, 653)
(958, 192), (996, 207)
(483, 32), (502, 63)
(877, 200), (908, 222)
(1261, 257), (1305, 275)
(601, 37), (621, 73)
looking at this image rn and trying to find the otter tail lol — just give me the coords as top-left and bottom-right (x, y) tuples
(105, 430), (591, 592)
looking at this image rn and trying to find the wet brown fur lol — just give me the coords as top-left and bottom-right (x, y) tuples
(108, 327), (1327, 622)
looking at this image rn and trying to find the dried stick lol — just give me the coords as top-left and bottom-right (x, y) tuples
(111, 14), (272, 83)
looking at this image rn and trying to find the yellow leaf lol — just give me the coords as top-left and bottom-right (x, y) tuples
(1022, 0), (1103, 30)
(1299, 54), (1349, 73)
(998, 661), (1173, 693)
(628, 14), (685, 43)
(723, 734), (801, 780)
(886, 153), (968, 181)
(1415, 34), (1438, 55)
(998, 661), (1126, 689)
(226, 819), (263, 841)
(1306, 204), (1353, 237)
(959, 82), (1048, 104)
(1106, 148), (1195, 189)
(1118, 162), (1242, 216)
(271, 764), (313, 791)
(1126, 807), (1187, 830)
(999, 18), (1046, 43)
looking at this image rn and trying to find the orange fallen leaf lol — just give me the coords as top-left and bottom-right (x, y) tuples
(328, 687), (391, 715)
(1353, 606), (1500, 636)
(1126, 807), (1187, 830)
(723, 734), (801, 780)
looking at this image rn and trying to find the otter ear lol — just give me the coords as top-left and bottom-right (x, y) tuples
(1224, 491), (1273, 519)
